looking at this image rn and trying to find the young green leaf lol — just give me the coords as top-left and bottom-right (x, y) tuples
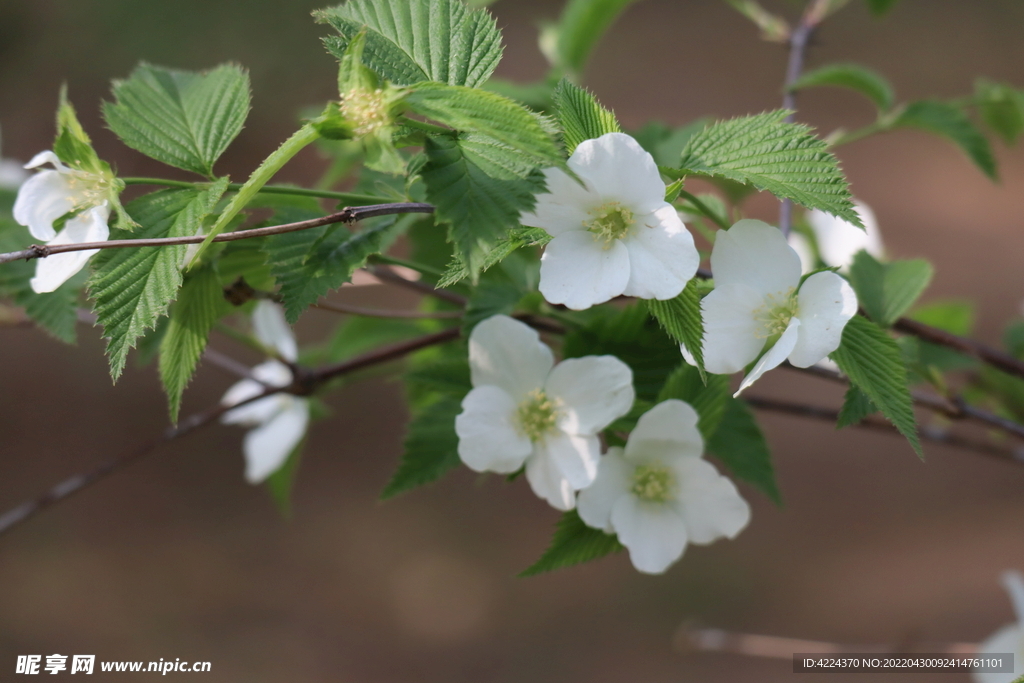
(406, 84), (562, 166)
(909, 299), (974, 336)
(159, 266), (228, 423)
(647, 279), (706, 379)
(90, 181), (229, 380)
(975, 79), (1024, 145)
(891, 100), (997, 180)
(679, 110), (862, 227)
(381, 395), (464, 499)
(519, 509), (623, 577)
(420, 134), (545, 275)
(724, 0), (790, 42)
(657, 364), (731, 439)
(104, 63), (251, 177)
(437, 226), (549, 287)
(707, 398), (781, 504)
(316, 0), (503, 89)
(553, 0), (640, 77)
(836, 385), (878, 427)
(847, 251), (934, 327)
(829, 315), (921, 455)
(553, 78), (621, 155)
(790, 63), (895, 111)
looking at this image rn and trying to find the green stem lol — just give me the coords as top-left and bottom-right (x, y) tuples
(678, 190), (730, 230)
(828, 120), (889, 147)
(122, 178), (388, 206)
(187, 123), (321, 268)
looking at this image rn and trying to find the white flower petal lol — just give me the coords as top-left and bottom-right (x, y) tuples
(455, 385), (533, 474)
(711, 219), (801, 294)
(576, 447), (631, 533)
(539, 230), (630, 310)
(30, 204), (109, 293)
(673, 457), (751, 544)
(788, 271), (857, 368)
(545, 355), (634, 435)
(536, 429), (600, 491)
(699, 282), (767, 374)
(621, 204), (700, 300)
(787, 231), (816, 274)
(468, 315), (554, 400)
(611, 495), (689, 574)
(519, 167), (597, 236)
(570, 133), (666, 214)
(973, 624), (1024, 683)
(624, 399), (704, 462)
(807, 201), (884, 270)
(1003, 571), (1024, 625)
(24, 150), (71, 172)
(243, 398), (309, 484)
(251, 359), (295, 387)
(13, 170), (77, 241)
(252, 300), (298, 362)
(735, 318), (802, 396)
(525, 448), (576, 511)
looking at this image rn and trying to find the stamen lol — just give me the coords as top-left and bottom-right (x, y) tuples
(341, 87), (391, 137)
(631, 464), (675, 503)
(584, 202), (635, 247)
(752, 288), (799, 338)
(515, 389), (561, 442)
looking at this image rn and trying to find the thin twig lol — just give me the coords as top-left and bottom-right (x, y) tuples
(312, 300), (463, 319)
(892, 316), (1024, 380)
(365, 265), (468, 306)
(0, 203), (434, 265)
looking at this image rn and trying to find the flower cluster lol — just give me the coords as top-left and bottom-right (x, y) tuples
(455, 315), (750, 573)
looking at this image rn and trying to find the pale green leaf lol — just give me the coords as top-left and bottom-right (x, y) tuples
(976, 79), (1024, 146)
(891, 100), (997, 180)
(553, 78), (621, 155)
(381, 395), (464, 499)
(159, 266), (227, 423)
(104, 63), (250, 177)
(89, 180), (229, 380)
(555, 0), (640, 77)
(316, 0), (503, 88)
(679, 110), (862, 226)
(910, 299), (974, 336)
(829, 315), (921, 455)
(707, 397), (781, 503)
(724, 0), (789, 42)
(520, 509), (623, 577)
(790, 63), (895, 111)
(848, 251), (933, 328)
(647, 280), (706, 379)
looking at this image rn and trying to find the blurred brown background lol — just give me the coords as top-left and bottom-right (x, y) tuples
(2, 1), (1024, 681)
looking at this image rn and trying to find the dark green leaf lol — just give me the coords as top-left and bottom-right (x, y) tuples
(104, 63), (250, 177)
(1005, 321), (1024, 359)
(790, 63), (895, 111)
(707, 398), (781, 504)
(519, 509), (623, 577)
(553, 78), (621, 155)
(647, 279), (706, 378)
(848, 251), (933, 327)
(657, 364), (731, 439)
(382, 395), (464, 499)
(437, 226), (549, 287)
(836, 385), (878, 427)
(892, 100), (997, 179)
(830, 315), (920, 455)
(865, 0), (899, 16)
(463, 279), (524, 334)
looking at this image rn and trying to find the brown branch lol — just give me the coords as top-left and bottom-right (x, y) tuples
(0, 203), (434, 265)
(312, 300), (463, 319)
(365, 265), (468, 306)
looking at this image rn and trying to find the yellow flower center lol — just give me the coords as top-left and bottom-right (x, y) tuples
(516, 389), (561, 442)
(753, 288), (799, 338)
(340, 87), (391, 136)
(64, 166), (110, 208)
(631, 464), (675, 503)
(584, 202), (635, 246)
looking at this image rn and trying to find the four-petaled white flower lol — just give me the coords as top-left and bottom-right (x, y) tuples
(789, 200), (884, 273)
(13, 151), (113, 293)
(519, 132), (700, 311)
(577, 400), (750, 574)
(221, 301), (309, 484)
(455, 314), (635, 510)
(974, 571), (1024, 683)
(689, 219), (858, 396)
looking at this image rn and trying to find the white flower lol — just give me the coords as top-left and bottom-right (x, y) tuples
(455, 315), (635, 510)
(519, 132), (700, 311)
(577, 400), (750, 574)
(790, 200), (884, 273)
(690, 219), (858, 396)
(221, 301), (309, 484)
(0, 126), (28, 190)
(974, 571), (1024, 683)
(14, 151), (115, 293)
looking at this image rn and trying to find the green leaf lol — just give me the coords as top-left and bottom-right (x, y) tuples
(553, 78), (621, 155)
(909, 299), (974, 336)
(520, 509), (623, 577)
(421, 133), (546, 275)
(382, 395), (464, 499)
(836, 385), (878, 427)
(404, 354), (472, 405)
(976, 79), (1024, 146)
(437, 226), (549, 287)
(554, 0), (639, 77)
(847, 251), (933, 328)
(316, 0), (503, 89)
(724, 0), (790, 42)
(158, 266), (227, 423)
(865, 0), (899, 15)
(90, 180), (229, 380)
(1005, 321), (1024, 359)
(679, 110), (862, 226)
(891, 100), (997, 180)
(707, 398), (781, 504)
(463, 279), (524, 333)
(657, 364), (731, 439)
(325, 315), (424, 364)
(406, 83), (562, 166)
(54, 88), (102, 174)
(266, 437), (306, 517)
(104, 63), (250, 177)
(647, 279), (706, 378)
(790, 63), (895, 111)
(829, 315), (920, 455)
